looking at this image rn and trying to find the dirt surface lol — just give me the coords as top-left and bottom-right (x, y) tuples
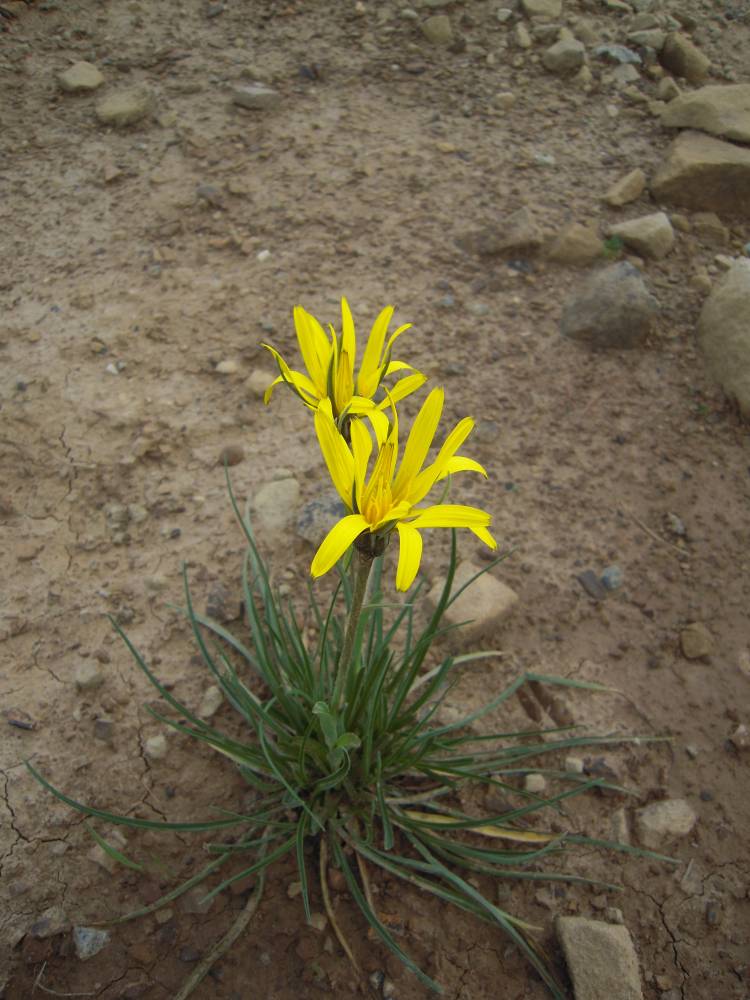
(1, 0), (750, 998)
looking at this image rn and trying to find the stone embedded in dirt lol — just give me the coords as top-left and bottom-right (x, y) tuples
(601, 565), (623, 591)
(198, 685), (223, 719)
(428, 560), (518, 639)
(252, 477), (301, 538)
(144, 733), (168, 760)
(693, 211), (729, 245)
(609, 212), (675, 260)
(521, 0), (561, 17)
(182, 888), (214, 914)
(627, 29), (666, 51)
(560, 262), (660, 350)
(309, 912), (327, 932)
(215, 359), (239, 375)
(657, 76), (681, 102)
(421, 15), (453, 46)
(556, 916), (643, 1000)
(680, 621), (714, 659)
(594, 44), (641, 66)
(93, 717), (114, 742)
(542, 38), (586, 76)
(660, 85), (750, 145)
(603, 168), (646, 207)
(73, 926), (110, 961)
(651, 131), (750, 215)
(546, 222), (603, 266)
(698, 259), (750, 417)
(75, 661), (104, 691)
(565, 755), (584, 774)
(219, 442), (245, 467)
(246, 368), (275, 398)
(231, 83), (281, 110)
(87, 829), (127, 874)
(729, 723), (749, 751)
(457, 206), (542, 258)
(31, 905), (70, 940)
(297, 495), (345, 545)
(611, 807), (630, 844)
(58, 61), (104, 93)
(514, 22), (532, 49)
(525, 773), (547, 793)
(660, 32), (711, 84)
(635, 798), (697, 848)
(95, 87), (155, 127)
(577, 570), (607, 601)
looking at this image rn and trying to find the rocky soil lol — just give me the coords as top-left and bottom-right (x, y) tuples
(1, 0), (749, 998)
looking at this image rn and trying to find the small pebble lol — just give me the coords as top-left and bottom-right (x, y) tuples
(600, 565), (623, 591)
(565, 756), (585, 774)
(577, 570), (607, 601)
(144, 734), (168, 760)
(219, 443), (245, 467)
(215, 359), (239, 375)
(94, 717), (114, 742)
(75, 662), (104, 692)
(73, 926), (110, 960)
(257, 249), (271, 261)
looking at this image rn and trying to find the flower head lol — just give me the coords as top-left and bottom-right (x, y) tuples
(311, 387), (496, 591)
(262, 298), (425, 438)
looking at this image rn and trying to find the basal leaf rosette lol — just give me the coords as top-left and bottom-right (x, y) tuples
(311, 386), (497, 590)
(262, 297), (426, 439)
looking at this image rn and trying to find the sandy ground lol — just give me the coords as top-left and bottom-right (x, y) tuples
(1, 0), (749, 998)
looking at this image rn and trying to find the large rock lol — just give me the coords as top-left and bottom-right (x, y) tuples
(556, 917), (643, 1000)
(635, 799), (697, 849)
(95, 87), (155, 126)
(542, 38), (586, 76)
(659, 32), (710, 83)
(609, 212), (675, 259)
(58, 61), (104, 93)
(650, 131), (750, 216)
(252, 477), (301, 537)
(697, 259), (750, 417)
(427, 561), (518, 641)
(660, 84), (750, 144)
(560, 263), (659, 349)
(457, 206), (542, 257)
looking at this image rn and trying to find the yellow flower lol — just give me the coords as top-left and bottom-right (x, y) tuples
(262, 298), (425, 438)
(311, 387), (496, 591)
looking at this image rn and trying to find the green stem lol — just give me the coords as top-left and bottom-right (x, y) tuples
(333, 553), (373, 712)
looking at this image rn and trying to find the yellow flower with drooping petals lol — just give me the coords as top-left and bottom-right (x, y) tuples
(262, 298), (425, 439)
(311, 387), (496, 591)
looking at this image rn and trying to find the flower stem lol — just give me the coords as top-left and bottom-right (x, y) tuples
(333, 552), (373, 712)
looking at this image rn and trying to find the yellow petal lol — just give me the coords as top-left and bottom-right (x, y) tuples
(314, 402), (355, 508)
(437, 456), (488, 480)
(403, 810), (555, 844)
(392, 387), (444, 499)
(384, 360), (415, 375)
(358, 305), (394, 397)
(349, 417), (373, 511)
(262, 345), (320, 406)
(471, 524), (497, 549)
(364, 408), (390, 448)
(294, 306), (331, 397)
(408, 503), (492, 530)
(311, 514), (369, 578)
(408, 416), (476, 504)
(376, 372), (427, 409)
(395, 522), (423, 591)
(340, 297), (356, 365)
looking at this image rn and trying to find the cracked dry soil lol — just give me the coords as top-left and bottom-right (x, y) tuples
(1, 0), (749, 998)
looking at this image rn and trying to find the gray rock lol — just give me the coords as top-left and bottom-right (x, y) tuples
(458, 206), (542, 257)
(651, 131), (750, 216)
(297, 495), (346, 546)
(594, 44), (641, 65)
(660, 32), (710, 83)
(560, 263), (660, 349)
(657, 76), (681, 102)
(542, 38), (586, 76)
(601, 565), (623, 590)
(609, 212), (675, 260)
(603, 168), (647, 207)
(75, 661), (104, 691)
(73, 926), (110, 961)
(58, 61), (104, 93)
(94, 717), (114, 742)
(421, 15), (453, 46)
(525, 773), (547, 793)
(577, 570), (607, 601)
(514, 22), (532, 49)
(698, 259), (750, 416)
(246, 368), (276, 399)
(556, 917), (643, 1000)
(231, 83), (281, 110)
(427, 561), (518, 640)
(660, 85), (750, 145)
(680, 621), (714, 659)
(252, 477), (301, 537)
(521, 0), (561, 16)
(635, 799), (697, 848)
(95, 88), (155, 127)
(496, 8), (513, 23)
